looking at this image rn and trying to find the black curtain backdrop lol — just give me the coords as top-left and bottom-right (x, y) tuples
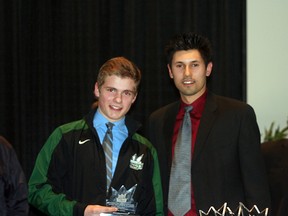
(0, 1), (246, 213)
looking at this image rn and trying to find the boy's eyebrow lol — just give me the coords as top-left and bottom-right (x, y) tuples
(104, 86), (136, 93)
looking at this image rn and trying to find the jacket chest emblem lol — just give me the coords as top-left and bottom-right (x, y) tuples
(129, 154), (144, 170)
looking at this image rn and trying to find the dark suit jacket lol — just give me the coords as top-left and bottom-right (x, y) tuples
(261, 139), (288, 216)
(147, 91), (271, 215)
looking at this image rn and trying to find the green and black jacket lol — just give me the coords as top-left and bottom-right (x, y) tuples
(28, 109), (163, 216)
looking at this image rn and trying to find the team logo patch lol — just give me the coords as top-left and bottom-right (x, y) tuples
(129, 154), (144, 170)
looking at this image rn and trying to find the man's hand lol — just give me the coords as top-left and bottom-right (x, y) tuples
(84, 205), (118, 216)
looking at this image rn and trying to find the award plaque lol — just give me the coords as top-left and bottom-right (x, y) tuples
(103, 184), (138, 215)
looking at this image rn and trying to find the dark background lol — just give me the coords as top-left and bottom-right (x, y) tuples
(0, 1), (246, 213)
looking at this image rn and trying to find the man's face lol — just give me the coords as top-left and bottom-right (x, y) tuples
(168, 49), (212, 104)
(94, 75), (137, 122)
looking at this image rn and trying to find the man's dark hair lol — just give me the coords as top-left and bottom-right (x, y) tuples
(165, 32), (213, 67)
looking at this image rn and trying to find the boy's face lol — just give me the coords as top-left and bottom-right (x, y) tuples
(94, 75), (137, 122)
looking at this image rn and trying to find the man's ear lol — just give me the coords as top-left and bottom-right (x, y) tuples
(206, 62), (213, 77)
(168, 64), (173, 79)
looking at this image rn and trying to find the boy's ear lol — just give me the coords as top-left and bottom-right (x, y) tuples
(94, 82), (100, 97)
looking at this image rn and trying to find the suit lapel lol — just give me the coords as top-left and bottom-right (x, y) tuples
(163, 101), (180, 169)
(193, 93), (218, 162)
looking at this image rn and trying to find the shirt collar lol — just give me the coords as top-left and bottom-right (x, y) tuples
(179, 90), (207, 119)
(93, 108), (126, 129)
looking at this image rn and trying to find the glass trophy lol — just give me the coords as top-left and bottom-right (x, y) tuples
(199, 202), (269, 216)
(101, 184), (138, 215)
(199, 203), (234, 216)
(237, 202), (269, 216)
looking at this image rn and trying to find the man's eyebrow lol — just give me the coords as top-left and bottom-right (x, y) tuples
(174, 60), (200, 64)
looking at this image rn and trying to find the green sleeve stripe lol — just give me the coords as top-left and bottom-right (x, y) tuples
(28, 120), (87, 215)
(132, 134), (164, 215)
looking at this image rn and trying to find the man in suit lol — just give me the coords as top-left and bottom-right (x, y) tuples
(261, 138), (288, 216)
(146, 32), (271, 216)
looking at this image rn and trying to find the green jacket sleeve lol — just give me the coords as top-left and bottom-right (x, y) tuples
(28, 128), (79, 216)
